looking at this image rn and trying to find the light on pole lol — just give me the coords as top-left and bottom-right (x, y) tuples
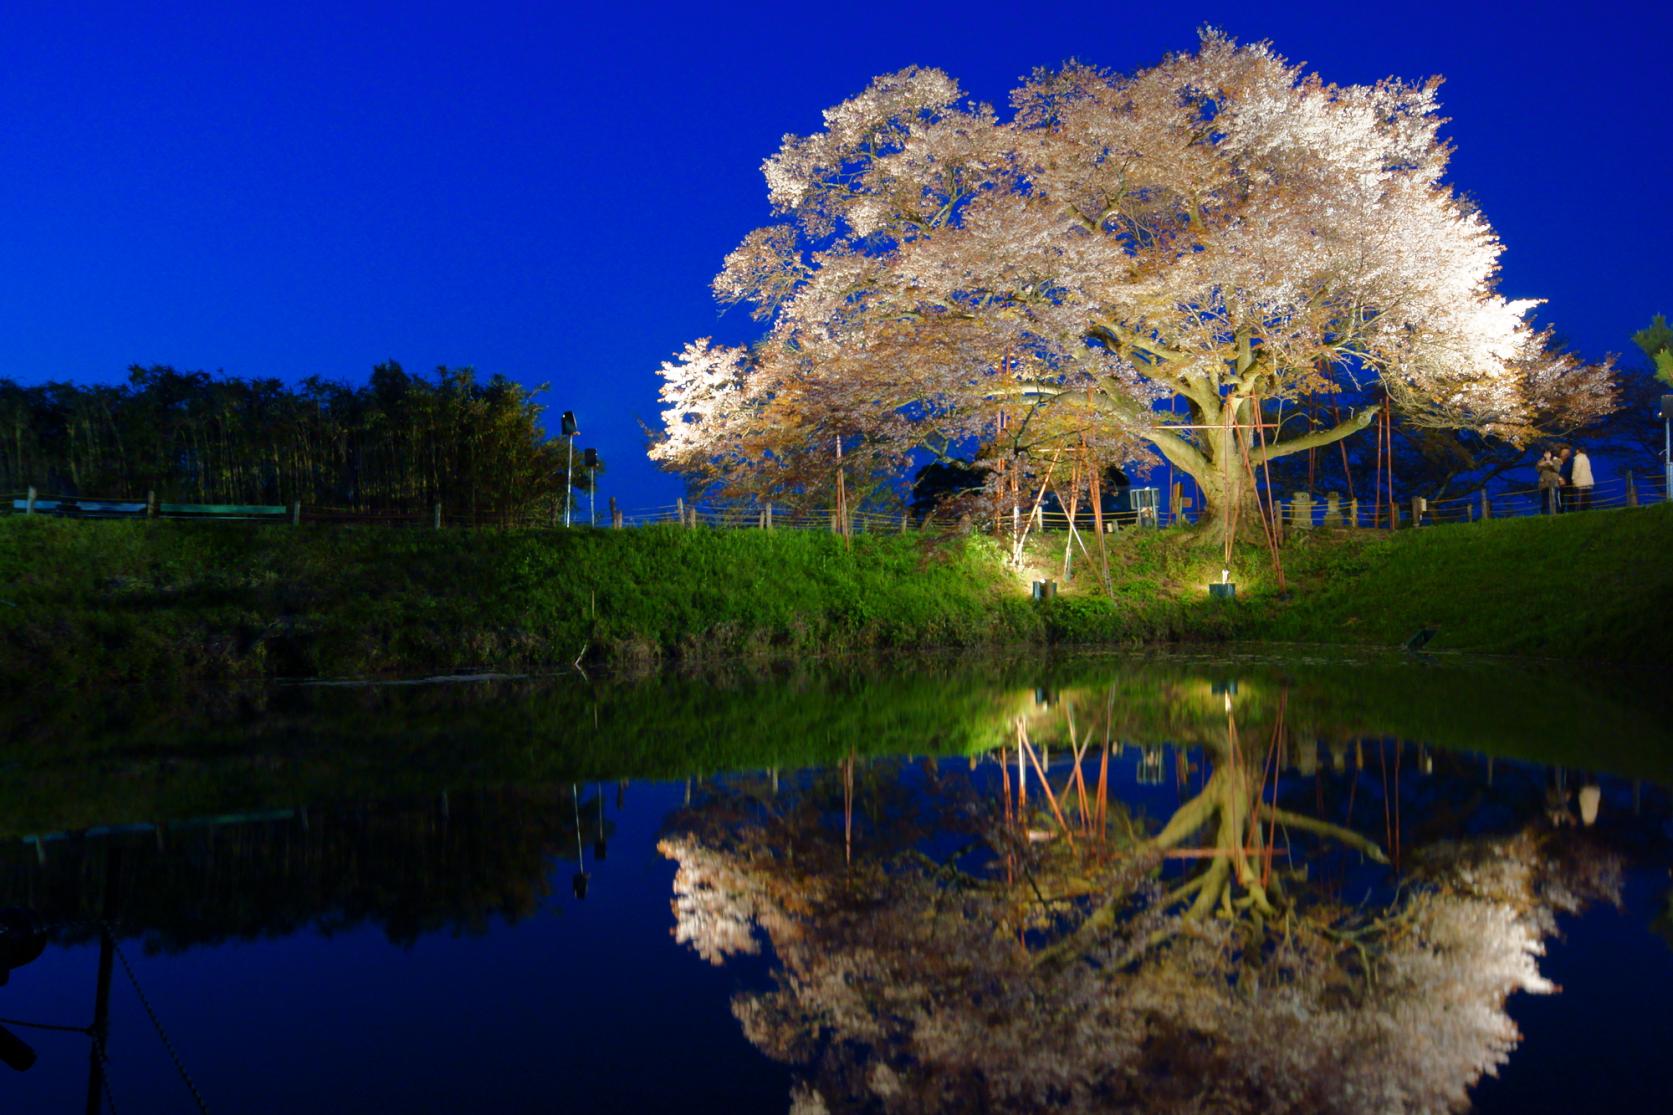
(584, 448), (598, 526)
(1662, 396), (1673, 503)
(560, 411), (580, 527)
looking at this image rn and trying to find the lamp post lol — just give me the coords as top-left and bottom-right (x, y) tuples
(584, 448), (598, 526)
(1662, 396), (1673, 503)
(560, 411), (579, 527)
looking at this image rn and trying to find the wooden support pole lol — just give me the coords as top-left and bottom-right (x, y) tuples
(434, 502), (442, 529)
(676, 497), (685, 527)
(1481, 490), (1491, 520)
(1626, 472), (1637, 508)
(1084, 447), (1113, 594)
(1011, 447), (1062, 565)
(146, 490), (156, 518)
(291, 500), (301, 526)
(834, 437), (850, 544)
(25, 485), (36, 515)
(609, 496), (621, 528)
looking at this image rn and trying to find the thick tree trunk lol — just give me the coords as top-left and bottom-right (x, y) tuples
(1187, 443), (1264, 544)
(1145, 396), (1375, 544)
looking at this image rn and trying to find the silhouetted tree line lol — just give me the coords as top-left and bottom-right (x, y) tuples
(0, 362), (592, 516)
(0, 787), (588, 949)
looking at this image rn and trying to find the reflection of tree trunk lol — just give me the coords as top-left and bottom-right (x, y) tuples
(85, 846), (120, 1115)
(1142, 727), (1386, 926)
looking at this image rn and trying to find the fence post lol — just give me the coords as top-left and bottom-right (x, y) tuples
(1411, 495), (1425, 527)
(147, 490), (156, 518)
(1481, 490), (1491, 520)
(676, 497), (685, 527)
(25, 486), (36, 515)
(900, 510), (909, 533)
(291, 500), (301, 526)
(1348, 497), (1359, 528)
(433, 503), (442, 530)
(609, 496), (621, 528)
(1626, 472), (1637, 508)
(765, 501), (773, 531)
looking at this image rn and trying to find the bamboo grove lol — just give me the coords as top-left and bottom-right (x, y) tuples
(0, 363), (592, 518)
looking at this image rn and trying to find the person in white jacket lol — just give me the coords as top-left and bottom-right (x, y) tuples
(1571, 447), (1594, 511)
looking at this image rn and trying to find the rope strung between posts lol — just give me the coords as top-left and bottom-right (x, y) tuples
(109, 928), (210, 1115)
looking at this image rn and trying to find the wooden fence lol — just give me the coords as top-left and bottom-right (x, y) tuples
(5, 470), (1669, 535)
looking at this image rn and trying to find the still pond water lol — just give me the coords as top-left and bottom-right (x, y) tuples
(2, 652), (1670, 1113)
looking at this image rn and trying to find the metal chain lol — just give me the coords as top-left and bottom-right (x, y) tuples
(107, 930), (210, 1115)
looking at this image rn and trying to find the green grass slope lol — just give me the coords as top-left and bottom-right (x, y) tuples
(0, 518), (1038, 685)
(1271, 503), (1673, 659)
(1, 502), (1668, 684)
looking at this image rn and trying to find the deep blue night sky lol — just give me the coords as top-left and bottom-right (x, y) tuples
(2, 1), (1668, 508)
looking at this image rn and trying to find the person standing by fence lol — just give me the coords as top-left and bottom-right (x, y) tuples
(1537, 449), (1563, 513)
(1557, 446), (1576, 512)
(1571, 447), (1594, 511)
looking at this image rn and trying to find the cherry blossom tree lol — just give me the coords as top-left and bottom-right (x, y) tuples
(652, 32), (1615, 532)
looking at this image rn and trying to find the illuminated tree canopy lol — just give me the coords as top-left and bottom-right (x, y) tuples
(652, 32), (1615, 525)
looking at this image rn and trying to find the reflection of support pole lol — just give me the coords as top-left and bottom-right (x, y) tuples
(86, 847), (120, 1115)
(571, 785), (590, 899)
(843, 748), (855, 866)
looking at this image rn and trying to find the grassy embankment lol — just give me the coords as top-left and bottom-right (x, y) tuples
(1037, 501), (1673, 661)
(0, 517), (1037, 684)
(1, 503), (1669, 684)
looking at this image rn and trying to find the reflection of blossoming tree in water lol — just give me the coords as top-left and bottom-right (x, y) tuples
(659, 689), (1623, 1114)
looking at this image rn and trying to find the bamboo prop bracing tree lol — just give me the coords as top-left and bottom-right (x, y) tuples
(650, 33), (1616, 539)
